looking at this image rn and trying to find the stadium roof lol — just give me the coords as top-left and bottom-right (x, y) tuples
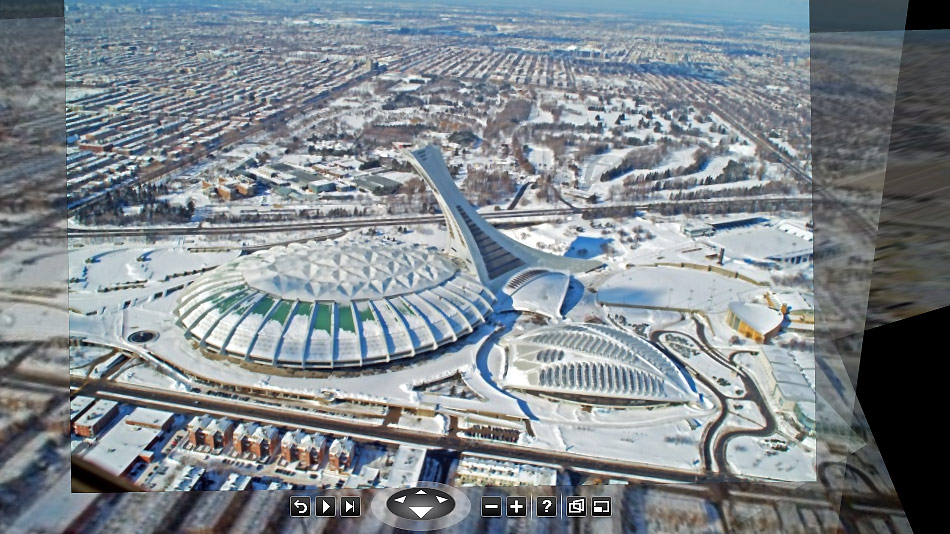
(175, 240), (493, 369)
(500, 323), (698, 405)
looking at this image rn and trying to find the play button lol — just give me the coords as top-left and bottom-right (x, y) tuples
(314, 497), (335, 517)
(386, 487), (455, 521)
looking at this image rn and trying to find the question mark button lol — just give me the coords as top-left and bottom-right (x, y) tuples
(536, 496), (558, 517)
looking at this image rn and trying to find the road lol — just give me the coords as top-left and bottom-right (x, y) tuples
(648, 328), (723, 473)
(59, 195), (811, 239)
(505, 180), (535, 210)
(651, 326), (775, 477)
(687, 317), (779, 477)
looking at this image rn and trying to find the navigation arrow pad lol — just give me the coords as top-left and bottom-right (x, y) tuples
(385, 487), (457, 522)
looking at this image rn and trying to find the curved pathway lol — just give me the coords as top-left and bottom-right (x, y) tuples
(652, 317), (779, 478)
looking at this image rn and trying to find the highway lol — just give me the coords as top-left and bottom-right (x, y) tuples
(61, 207), (577, 238)
(59, 196), (811, 239)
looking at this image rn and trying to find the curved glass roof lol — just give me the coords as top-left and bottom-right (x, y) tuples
(501, 323), (698, 404)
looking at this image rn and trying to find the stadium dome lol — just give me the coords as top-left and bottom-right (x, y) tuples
(175, 240), (494, 368)
(500, 323), (698, 405)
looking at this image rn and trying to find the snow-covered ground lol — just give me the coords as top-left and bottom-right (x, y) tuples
(67, 244), (241, 314)
(526, 145), (554, 170)
(597, 265), (762, 313)
(726, 434), (815, 481)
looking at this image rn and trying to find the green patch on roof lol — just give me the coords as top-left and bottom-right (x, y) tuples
(251, 297), (274, 316)
(295, 302), (313, 317)
(338, 304), (356, 333)
(270, 300), (293, 325)
(214, 290), (249, 313)
(313, 303), (333, 333)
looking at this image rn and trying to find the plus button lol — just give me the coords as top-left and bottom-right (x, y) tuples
(506, 496), (528, 517)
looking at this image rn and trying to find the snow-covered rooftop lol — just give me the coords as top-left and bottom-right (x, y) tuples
(175, 240), (494, 369)
(81, 412), (163, 477)
(597, 265), (760, 313)
(125, 407), (174, 429)
(728, 301), (784, 334)
(711, 227), (812, 262)
(386, 445), (427, 488)
(240, 241), (458, 301)
(504, 269), (572, 319)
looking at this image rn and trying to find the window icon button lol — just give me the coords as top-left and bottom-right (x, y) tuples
(591, 496), (611, 517)
(566, 496), (587, 517)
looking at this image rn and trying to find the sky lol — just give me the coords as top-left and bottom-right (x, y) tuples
(414, 0), (810, 28)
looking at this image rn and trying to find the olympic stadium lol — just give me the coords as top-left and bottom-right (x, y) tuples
(171, 145), (603, 370)
(174, 241), (494, 368)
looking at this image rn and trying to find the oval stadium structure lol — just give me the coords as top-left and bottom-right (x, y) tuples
(175, 240), (494, 368)
(500, 323), (698, 405)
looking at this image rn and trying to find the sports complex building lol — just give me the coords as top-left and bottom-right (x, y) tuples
(174, 145), (602, 369)
(175, 241), (494, 368)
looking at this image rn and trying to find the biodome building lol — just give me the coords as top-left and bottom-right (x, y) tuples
(500, 323), (699, 405)
(175, 241), (494, 368)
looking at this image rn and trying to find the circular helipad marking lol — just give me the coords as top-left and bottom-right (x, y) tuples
(127, 330), (158, 343)
(370, 482), (471, 531)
